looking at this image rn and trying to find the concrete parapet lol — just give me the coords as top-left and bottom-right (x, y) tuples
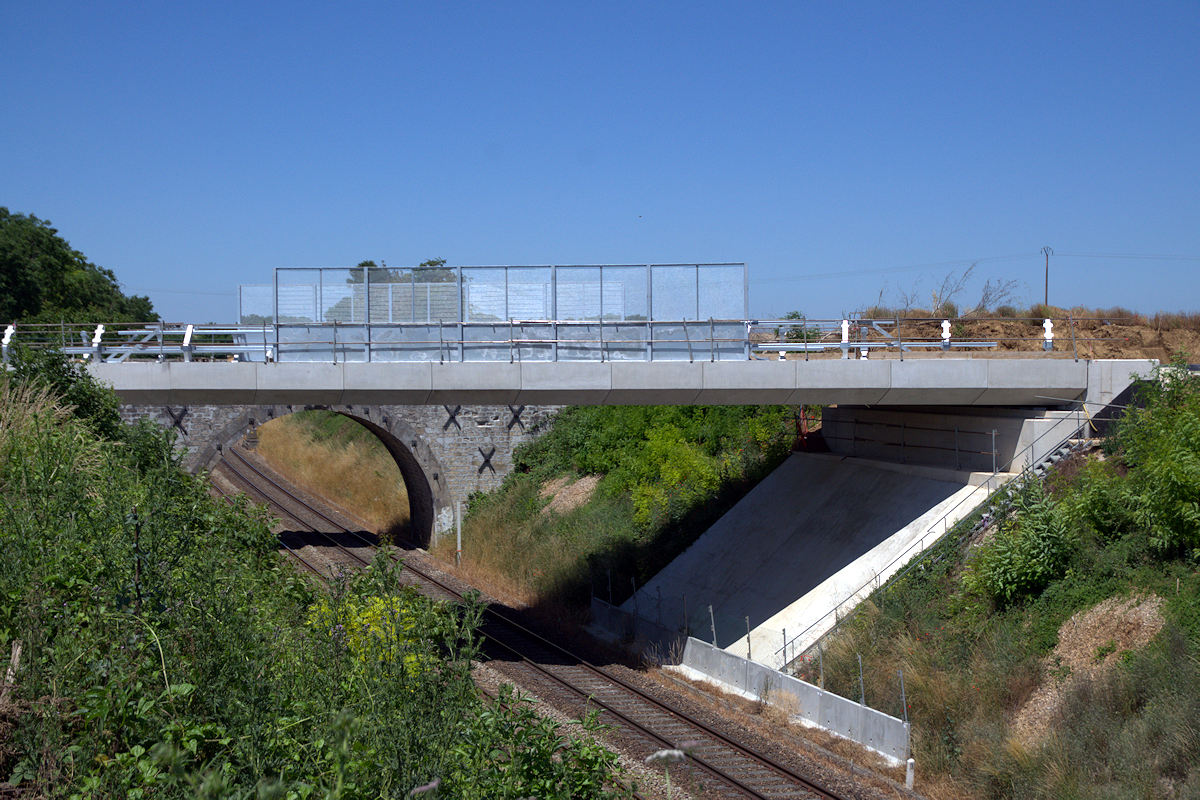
(789, 359), (890, 405)
(609, 362), (702, 405)
(88, 357), (1150, 407)
(698, 361), (797, 404)
(343, 363), (433, 404)
(881, 359), (989, 405)
(431, 363), (521, 405)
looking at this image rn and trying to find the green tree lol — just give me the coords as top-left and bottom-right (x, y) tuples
(0, 208), (156, 322)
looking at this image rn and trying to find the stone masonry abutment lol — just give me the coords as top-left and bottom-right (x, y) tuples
(120, 402), (559, 545)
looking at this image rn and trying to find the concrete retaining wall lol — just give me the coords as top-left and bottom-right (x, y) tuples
(821, 406), (1085, 473)
(677, 637), (910, 763)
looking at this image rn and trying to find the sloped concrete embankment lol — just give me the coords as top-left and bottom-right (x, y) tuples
(620, 452), (1000, 668)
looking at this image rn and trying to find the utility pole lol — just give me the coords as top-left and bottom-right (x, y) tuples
(1041, 246), (1054, 308)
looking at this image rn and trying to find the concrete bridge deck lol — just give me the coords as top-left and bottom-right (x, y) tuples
(88, 357), (1144, 407)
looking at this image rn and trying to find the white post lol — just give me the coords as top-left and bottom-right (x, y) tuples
(1043, 318), (1054, 351)
(182, 323), (194, 362)
(87, 324), (105, 361)
(906, 757), (915, 790)
(1, 323), (14, 365)
(840, 318), (850, 359)
(941, 319), (951, 351)
(455, 500), (462, 567)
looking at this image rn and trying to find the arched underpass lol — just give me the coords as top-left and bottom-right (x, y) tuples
(200, 405), (459, 548)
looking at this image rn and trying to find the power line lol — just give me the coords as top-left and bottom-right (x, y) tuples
(1055, 252), (1200, 262)
(749, 252), (1036, 283)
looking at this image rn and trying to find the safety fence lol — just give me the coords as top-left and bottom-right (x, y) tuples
(678, 637), (911, 764)
(1, 315), (1132, 364)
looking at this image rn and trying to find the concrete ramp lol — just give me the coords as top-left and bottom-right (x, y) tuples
(622, 452), (995, 667)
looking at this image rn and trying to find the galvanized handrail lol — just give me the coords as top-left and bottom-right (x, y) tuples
(0, 316), (1135, 364)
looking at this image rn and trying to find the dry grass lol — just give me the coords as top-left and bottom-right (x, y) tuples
(427, 482), (585, 612)
(1010, 594), (1165, 745)
(540, 474), (601, 516)
(255, 414), (409, 537)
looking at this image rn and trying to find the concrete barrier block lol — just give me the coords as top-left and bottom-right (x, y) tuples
(257, 363), (343, 405)
(516, 362), (612, 404)
(881, 360), (988, 405)
(790, 360), (890, 405)
(429, 363), (520, 404)
(1086, 359), (1157, 408)
(169, 363), (258, 404)
(698, 361), (796, 404)
(982, 359), (1087, 405)
(89, 362), (173, 404)
(608, 362), (704, 404)
(342, 362), (433, 404)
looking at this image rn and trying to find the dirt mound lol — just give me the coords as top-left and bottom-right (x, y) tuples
(540, 475), (601, 516)
(1011, 594), (1165, 744)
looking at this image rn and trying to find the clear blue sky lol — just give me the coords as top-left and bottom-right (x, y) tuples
(4, 1), (1198, 322)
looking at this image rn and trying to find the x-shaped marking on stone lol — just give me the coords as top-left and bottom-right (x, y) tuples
(507, 404), (525, 431)
(164, 406), (189, 436)
(477, 446), (496, 474)
(443, 405), (462, 431)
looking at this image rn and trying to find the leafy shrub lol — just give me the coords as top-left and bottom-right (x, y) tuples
(962, 482), (1076, 608)
(0, 353), (634, 798)
(1113, 361), (1200, 557)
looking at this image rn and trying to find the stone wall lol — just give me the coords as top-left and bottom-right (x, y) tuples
(120, 402), (559, 541)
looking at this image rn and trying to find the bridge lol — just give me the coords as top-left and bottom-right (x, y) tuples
(1, 263), (1158, 544)
(87, 356), (1120, 407)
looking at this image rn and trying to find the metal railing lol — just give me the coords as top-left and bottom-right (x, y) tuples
(0, 316), (1137, 365)
(772, 403), (1097, 671)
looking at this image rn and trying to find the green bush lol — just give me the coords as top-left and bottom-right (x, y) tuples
(0, 354), (634, 798)
(1113, 362), (1200, 558)
(962, 482), (1077, 608)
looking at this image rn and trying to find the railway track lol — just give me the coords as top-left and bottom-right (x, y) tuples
(212, 446), (849, 800)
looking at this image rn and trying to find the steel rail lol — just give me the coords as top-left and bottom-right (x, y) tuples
(221, 446), (848, 800)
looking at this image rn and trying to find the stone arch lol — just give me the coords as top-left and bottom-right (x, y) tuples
(202, 404), (450, 547)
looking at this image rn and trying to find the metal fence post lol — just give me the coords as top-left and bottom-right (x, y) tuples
(858, 653), (865, 705)
(746, 616), (752, 660)
(455, 500), (462, 566)
(708, 604), (717, 646)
